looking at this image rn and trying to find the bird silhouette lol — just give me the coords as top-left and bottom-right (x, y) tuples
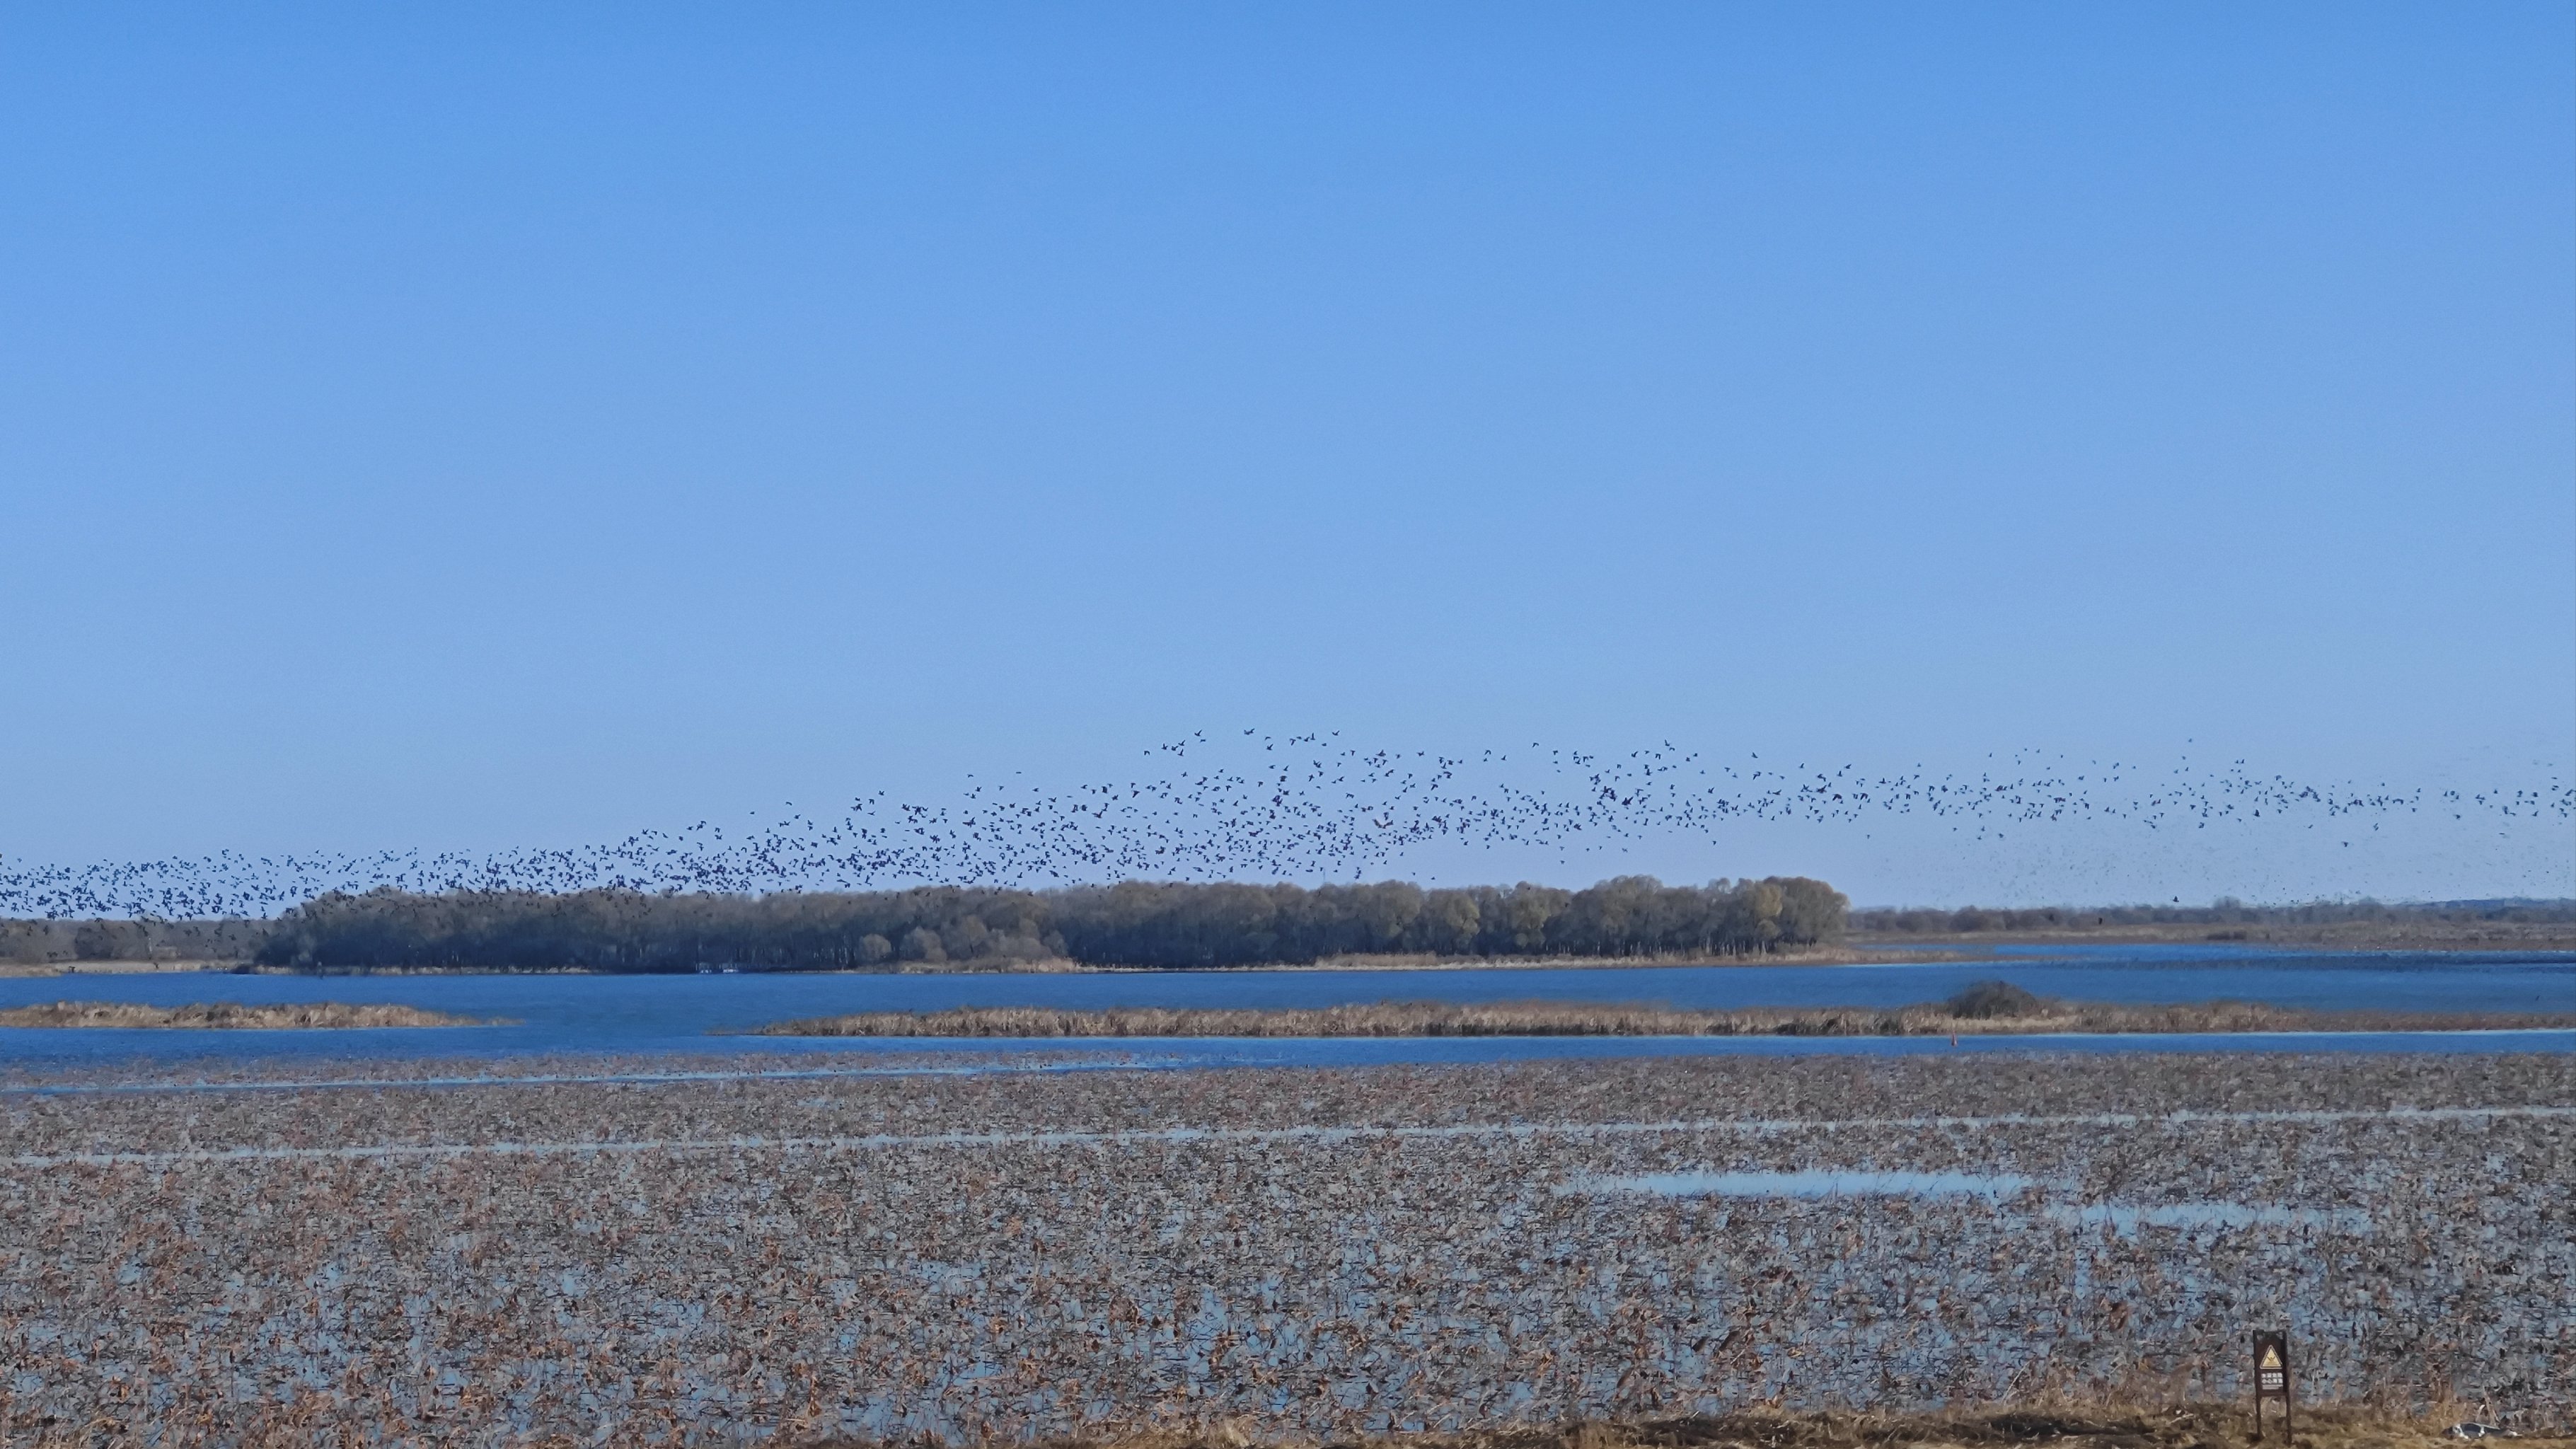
(0, 732), (2564, 917)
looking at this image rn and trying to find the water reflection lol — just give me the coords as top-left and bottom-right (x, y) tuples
(1569, 1168), (2038, 1200)
(1567, 1165), (2379, 1238)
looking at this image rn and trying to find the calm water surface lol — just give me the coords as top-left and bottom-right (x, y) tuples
(1, 942), (2567, 1069)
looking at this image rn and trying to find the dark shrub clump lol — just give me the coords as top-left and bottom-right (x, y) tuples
(1945, 980), (2050, 1019)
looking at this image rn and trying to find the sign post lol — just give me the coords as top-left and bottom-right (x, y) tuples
(2251, 1332), (2293, 1443)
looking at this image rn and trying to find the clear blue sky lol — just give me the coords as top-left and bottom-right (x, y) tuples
(3, 4), (2569, 903)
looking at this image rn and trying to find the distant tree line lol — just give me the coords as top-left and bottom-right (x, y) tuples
(1849, 898), (2576, 935)
(239, 875), (1849, 971)
(15, 888), (2570, 969)
(1, 917), (269, 967)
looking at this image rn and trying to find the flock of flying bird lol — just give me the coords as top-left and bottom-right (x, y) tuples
(3, 731), (2567, 919)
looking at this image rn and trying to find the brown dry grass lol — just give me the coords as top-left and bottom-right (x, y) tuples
(0, 998), (500, 1029)
(4, 1055), (2567, 1443)
(1, 1403), (2558, 1449)
(751, 999), (2573, 1039)
(785, 1404), (2572, 1449)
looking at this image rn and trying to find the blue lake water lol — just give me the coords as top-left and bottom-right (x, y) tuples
(1, 943), (2568, 1070)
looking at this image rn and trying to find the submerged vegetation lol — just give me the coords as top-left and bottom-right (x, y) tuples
(243, 876), (1850, 971)
(0, 1000), (498, 1029)
(753, 988), (2574, 1039)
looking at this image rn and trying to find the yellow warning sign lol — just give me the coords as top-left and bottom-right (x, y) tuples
(2252, 1331), (2294, 1442)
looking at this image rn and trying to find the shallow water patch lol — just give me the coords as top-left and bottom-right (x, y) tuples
(1564, 1167), (2376, 1237)
(1566, 1169), (2039, 1199)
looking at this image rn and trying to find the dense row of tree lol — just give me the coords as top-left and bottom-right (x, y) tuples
(16, 889), (2564, 968)
(1, 917), (270, 967)
(1849, 898), (2576, 935)
(246, 876), (1849, 971)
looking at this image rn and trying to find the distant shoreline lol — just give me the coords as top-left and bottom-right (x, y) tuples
(1854, 921), (2576, 952)
(0, 1000), (504, 1029)
(11, 932), (2572, 978)
(4, 946), (1974, 978)
(13, 891), (2566, 974)
(0, 959), (247, 978)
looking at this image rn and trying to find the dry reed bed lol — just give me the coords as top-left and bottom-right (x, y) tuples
(7, 1405), (2565, 1449)
(0, 1054), (2568, 1445)
(792, 1404), (2576, 1449)
(749, 999), (2573, 1038)
(0, 999), (497, 1029)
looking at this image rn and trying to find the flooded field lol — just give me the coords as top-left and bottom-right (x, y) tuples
(0, 1052), (2568, 1443)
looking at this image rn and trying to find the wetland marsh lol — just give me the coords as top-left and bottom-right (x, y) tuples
(1, 1051), (2567, 1443)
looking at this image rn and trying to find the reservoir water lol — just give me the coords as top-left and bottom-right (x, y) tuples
(1, 942), (2568, 1069)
